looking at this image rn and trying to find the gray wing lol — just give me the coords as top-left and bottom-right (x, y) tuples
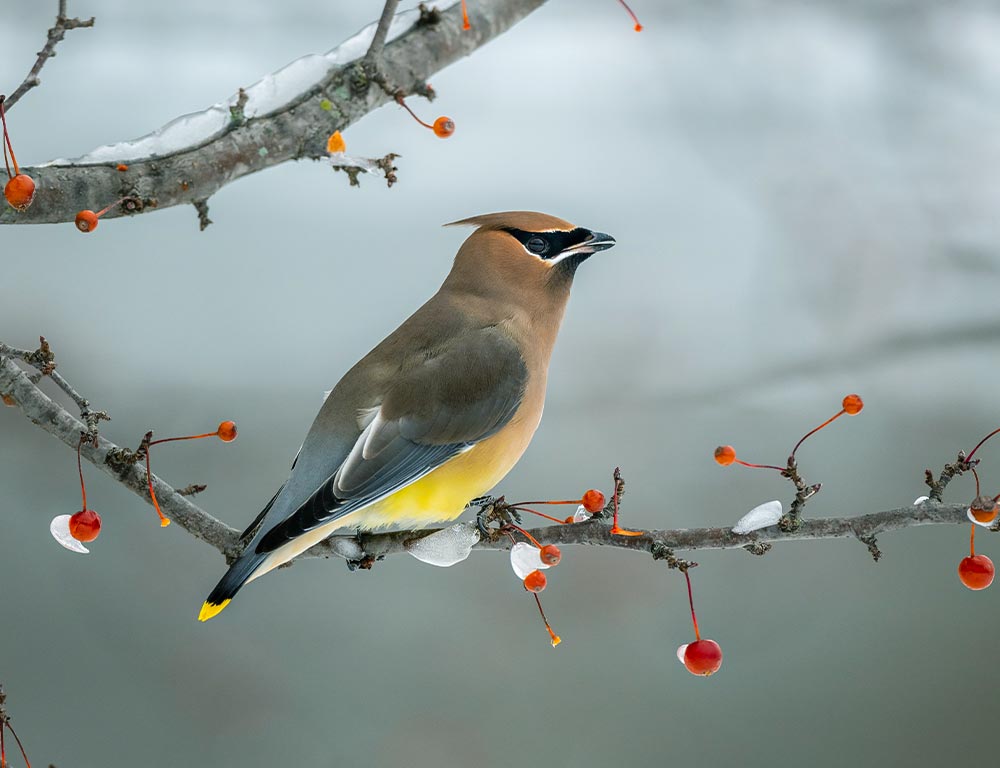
(254, 328), (527, 554)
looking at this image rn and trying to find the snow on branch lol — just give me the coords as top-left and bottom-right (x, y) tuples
(0, 337), (976, 573)
(0, 0), (546, 227)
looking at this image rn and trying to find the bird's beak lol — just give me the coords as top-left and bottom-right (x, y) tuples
(563, 231), (616, 257)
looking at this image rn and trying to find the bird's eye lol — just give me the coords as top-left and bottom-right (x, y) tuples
(526, 236), (548, 255)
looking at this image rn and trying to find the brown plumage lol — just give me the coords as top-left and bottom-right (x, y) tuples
(199, 211), (615, 620)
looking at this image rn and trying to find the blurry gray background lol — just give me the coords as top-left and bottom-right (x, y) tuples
(3, 0), (1000, 765)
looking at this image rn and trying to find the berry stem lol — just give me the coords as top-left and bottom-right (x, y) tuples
(148, 431), (218, 447)
(790, 409), (846, 459)
(617, 0), (643, 31)
(533, 592), (560, 647)
(734, 459), (787, 472)
(95, 196), (127, 218)
(512, 506), (569, 525)
(0, 95), (20, 177)
(966, 427), (1000, 462)
(394, 94), (434, 130)
(970, 523), (976, 557)
(461, 0), (471, 30)
(515, 499), (581, 506)
(145, 450), (170, 527)
(76, 435), (88, 511)
(972, 466), (982, 497)
(684, 569), (701, 641)
(505, 522), (543, 548)
(609, 481), (641, 535)
(4, 722), (30, 768)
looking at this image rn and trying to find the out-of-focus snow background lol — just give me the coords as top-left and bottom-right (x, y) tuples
(2, 1), (1000, 765)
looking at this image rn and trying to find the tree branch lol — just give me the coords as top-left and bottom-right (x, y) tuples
(0, 339), (979, 572)
(0, 0), (545, 227)
(3, 0), (96, 111)
(365, 0), (403, 65)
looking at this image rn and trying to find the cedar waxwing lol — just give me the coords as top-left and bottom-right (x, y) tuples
(199, 211), (616, 620)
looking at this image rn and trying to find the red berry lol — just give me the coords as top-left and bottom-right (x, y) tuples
(432, 116), (455, 138)
(68, 509), (102, 543)
(959, 554), (995, 590)
(217, 420), (238, 442)
(75, 209), (99, 233)
(714, 445), (736, 466)
(523, 569), (547, 593)
(4, 173), (35, 211)
(539, 544), (561, 566)
(116, 163), (129, 172)
(683, 639), (723, 676)
(581, 489), (605, 513)
(842, 394), (863, 415)
(969, 496), (998, 524)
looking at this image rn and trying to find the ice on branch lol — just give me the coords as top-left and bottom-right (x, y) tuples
(405, 522), (480, 567)
(41, 6), (422, 166)
(328, 153), (384, 175)
(732, 500), (783, 534)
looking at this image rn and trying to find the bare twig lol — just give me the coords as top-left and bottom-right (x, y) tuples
(365, 0), (403, 65)
(0, 340), (977, 573)
(0, 0), (547, 226)
(4, 0), (96, 111)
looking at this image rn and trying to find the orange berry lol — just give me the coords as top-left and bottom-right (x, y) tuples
(432, 116), (455, 138)
(116, 163), (129, 172)
(1, 393), (14, 407)
(326, 130), (346, 153)
(217, 420), (238, 442)
(842, 394), (863, 415)
(539, 544), (561, 566)
(4, 173), (35, 211)
(523, 569), (547, 593)
(714, 445), (736, 466)
(581, 489), (605, 513)
(969, 496), (999, 524)
(682, 639), (723, 676)
(68, 509), (102, 543)
(75, 209), (99, 233)
(959, 554), (994, 590)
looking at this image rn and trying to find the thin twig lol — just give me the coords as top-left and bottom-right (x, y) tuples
(365, 0), (403, 65)
(4, 0), (96, 111)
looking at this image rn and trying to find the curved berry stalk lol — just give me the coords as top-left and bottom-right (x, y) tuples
(461, 0), (471, 30)
(504, 526), (562, 646)
(144, 421), (238, 527)
(677, 569), (722, 676)
(510, 488), (606, 524)
(0, 701), (33, 768)
(394, 94), (455, 138)
(0, 95), (35, 212)
(49, 436), (102, 553)
(617, 0), (644, 31)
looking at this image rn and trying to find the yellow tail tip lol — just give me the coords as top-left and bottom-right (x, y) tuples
(198, 599), (231, 622)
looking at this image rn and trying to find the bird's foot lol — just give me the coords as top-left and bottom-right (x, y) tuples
(475, 496), (521, 539)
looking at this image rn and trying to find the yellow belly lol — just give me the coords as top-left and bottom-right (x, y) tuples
(251, 426), (531, 581)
